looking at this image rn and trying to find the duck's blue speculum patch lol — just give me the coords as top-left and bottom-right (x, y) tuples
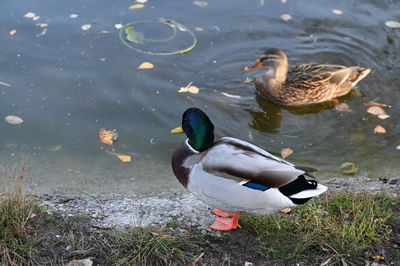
(243, 181), (269, 191)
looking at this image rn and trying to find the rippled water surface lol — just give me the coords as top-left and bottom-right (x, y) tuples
(1, 0), (399, 195)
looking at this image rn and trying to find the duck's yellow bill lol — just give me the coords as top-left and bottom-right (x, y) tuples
(171, 126), (184, 134)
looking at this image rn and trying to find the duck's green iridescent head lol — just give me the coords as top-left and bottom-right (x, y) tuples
(173, 108), (215, 152)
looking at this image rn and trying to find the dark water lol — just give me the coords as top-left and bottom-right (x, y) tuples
(1, 0), (399, 195)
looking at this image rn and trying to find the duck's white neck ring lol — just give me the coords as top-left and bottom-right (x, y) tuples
(185, 139), (200, 154)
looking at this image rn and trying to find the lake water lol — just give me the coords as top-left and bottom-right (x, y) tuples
(1, 0), (399, 195)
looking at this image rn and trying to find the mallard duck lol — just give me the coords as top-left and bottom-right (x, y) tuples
(171, 108), (328, 231)
(245, 48), (371, 106)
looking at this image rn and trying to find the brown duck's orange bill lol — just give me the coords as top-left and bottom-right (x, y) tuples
(244, 60), (263, 72)
(171, 126), (184, 134)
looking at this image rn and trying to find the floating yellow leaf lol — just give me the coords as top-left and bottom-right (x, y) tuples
(137, 62), (154, 69)
(24, 12), (36, 18)
(99, 128), (118, 145)
(281, 147), (294, 159)
(280, 14), (292, 21)
(9, 29), (16, 36)
(363, 101), (390, 108)
(374, 125), (386, 134)
(178, 82), (199, 94)
(129, 3), (144, 9)
(332, 9), (343, 15)
(32, 16), (40, 21)
(193, 1), (208, 7)
(117, 154), (131, 162)
(335, 103), (352, 112)
(340, 162), (357, 174)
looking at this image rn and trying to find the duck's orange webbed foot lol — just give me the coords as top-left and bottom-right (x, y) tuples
(210, 209), (241, 231)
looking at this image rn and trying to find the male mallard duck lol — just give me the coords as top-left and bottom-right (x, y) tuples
(171, 108), (328, 231)
(245, 48), (371, 106)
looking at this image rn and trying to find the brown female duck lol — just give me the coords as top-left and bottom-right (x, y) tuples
(245, 48), (371, 106)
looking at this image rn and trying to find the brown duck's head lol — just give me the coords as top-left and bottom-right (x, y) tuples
(245, 48), (289, 72)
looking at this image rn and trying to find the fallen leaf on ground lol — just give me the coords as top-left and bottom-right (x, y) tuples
(340, 162), (357, 174)
(193, 1), (208, 7)
(374, 125), (386, 134)
(114, 24), (123, 29)
(280, 14), (292, 21)
(99, 128), (118, 145)
(9, 29), (16, 36)
(137, 62), (154, 69)
(66, 258), (93, 266)
(370, 255), (385, 260)
(363, 101), (390, 108)
(5, 115), (23, 125)
(178, 82), (199, 94)
(24, 12), (36, 18)
(69, 14), (79, 19)
(385, 21), (400, 28)
(335, 103), (352, 112)
(280, 208), (291, 213)
(281, 147), (293, 159)
(81, 24), (92, 31)
(221, 92), (241, 99)
(332, 9), (343, 15)
(117, 154), (131, 162)
(129, 3), (144, 9)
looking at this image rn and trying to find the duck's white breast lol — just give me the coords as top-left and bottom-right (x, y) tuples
(187, 164), (295, 216)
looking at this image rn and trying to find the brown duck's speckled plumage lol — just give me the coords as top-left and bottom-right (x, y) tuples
(253, 48), (371, 106)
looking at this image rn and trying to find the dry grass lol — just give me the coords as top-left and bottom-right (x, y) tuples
(0, 166), (39, 265)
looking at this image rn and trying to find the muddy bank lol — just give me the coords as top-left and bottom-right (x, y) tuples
(38, 176), (399, 229)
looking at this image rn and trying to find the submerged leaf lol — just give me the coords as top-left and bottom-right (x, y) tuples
(340, 162), (357, 174)
(385, 21), (400, 28)
(281, 147), (294, 159)
(280, 14), (292, 21)
(137, 62), (154, 69)
(374, 125), (386, 134)
(193, 1), (208, 7)
(335, 103), (352, 112)
(81, 24), (92, 31)
(125, 27), (145, 44)
(5, 115), (24, 125)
